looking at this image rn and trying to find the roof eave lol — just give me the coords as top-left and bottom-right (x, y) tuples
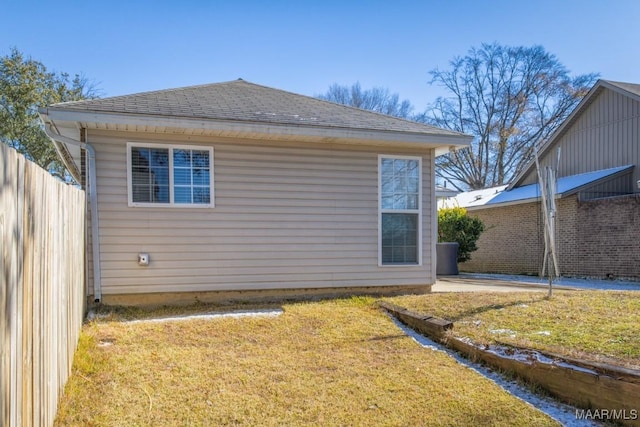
(558, 165), (634, 197)
(39, 107), (472, 151)
(465, 197), (537, 210)
(469, 190), (576, 210)
(600, 80), (640, 103)
(475, 165), (634, 209)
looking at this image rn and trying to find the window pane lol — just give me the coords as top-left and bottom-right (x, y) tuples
(131, 146), (211, 206)
(381, 176), (394, 194)
(174, 168), (191, 185)
(393, 176), (406, 194)
(131, 167), (150, 185)
(131, 147), (149, 165)
(392, 247), (405, 262)
(379, 157), (420, 210)
(192, 169), (210, 186)
(174, 186), (192, 203)
(405, 227), (417, 245)
(192, 151), (210, 168)
(131, 147), (169, 203)
(381, 158), (394, 176)
(408, 175), (419, 193)
(394, 159), (406, 174)
(172, 149), (211, 205)
(381, 195), (394, 210)
(381, 213), (418, 264)
(393, 194), (407, 209)
(405, 246), (417, 261)
(150, 149), (168, 167)
(132, 185), (151, 203)
(407, 160), (419, 176)
(193, 187), (210, 204)
(173, 149), (191, 167)
(406, 194), (418, 210)
(152, 185), (170, 203)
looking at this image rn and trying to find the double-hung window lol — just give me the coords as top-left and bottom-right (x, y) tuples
(127, 142), (214, 207)
(379, 155), (421, 265)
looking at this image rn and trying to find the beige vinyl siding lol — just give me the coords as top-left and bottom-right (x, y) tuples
(87, 131), (435, 295)
(521, 88), (640, 192)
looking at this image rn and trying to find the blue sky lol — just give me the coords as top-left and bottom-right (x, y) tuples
(3, 0), (640, 112)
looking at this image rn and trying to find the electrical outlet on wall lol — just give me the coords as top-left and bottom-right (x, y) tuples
(138, 253), (150, 266)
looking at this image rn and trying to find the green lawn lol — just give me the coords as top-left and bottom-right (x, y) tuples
(55, 297), (557, 426)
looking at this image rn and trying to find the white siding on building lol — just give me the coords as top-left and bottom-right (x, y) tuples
(87, 131), (435, 296)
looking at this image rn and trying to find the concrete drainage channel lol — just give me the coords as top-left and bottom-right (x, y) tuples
(379, 302), (640, 427)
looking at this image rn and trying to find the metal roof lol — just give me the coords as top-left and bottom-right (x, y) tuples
(485, 165), (634, 207)
(435, 184), (460, 198)
(439, 185), (507, 208)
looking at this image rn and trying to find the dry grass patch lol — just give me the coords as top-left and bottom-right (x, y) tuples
(55, 297), (557, 426)
(386, 290), (640, 369)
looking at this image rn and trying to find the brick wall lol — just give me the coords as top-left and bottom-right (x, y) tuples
(461, 202), (544, 275)
(570, 194), (640, 279)
(460, 194), (640, 280)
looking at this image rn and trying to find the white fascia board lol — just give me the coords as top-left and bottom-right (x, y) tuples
(465, 197), (540, 210)
(466, 192), (575, 210)
(41, 108), (472, 150)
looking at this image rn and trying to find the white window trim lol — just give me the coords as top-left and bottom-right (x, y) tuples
(378, 154), (422, 267)
(126, 142), (215, 208)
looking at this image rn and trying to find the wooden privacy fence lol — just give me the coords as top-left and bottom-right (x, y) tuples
(1, 143), (86, 427)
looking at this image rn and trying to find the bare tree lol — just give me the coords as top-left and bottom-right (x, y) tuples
(420, 43), (598, 190)
(317, 82), (414, 119)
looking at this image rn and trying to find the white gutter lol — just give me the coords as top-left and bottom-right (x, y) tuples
(42, 108), (473, 152)
(43, 124), (103, 302)
(49, 138), (82, 183)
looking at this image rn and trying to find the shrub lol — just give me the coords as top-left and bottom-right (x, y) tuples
(438, 207), (485, 262)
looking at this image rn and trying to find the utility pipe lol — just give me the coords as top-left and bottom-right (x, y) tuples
(43, 124), (102, 302)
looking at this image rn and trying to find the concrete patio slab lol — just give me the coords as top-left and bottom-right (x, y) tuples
(434, 273), (640, 293)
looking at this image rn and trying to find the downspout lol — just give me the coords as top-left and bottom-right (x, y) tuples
(43, 124), (103, 302)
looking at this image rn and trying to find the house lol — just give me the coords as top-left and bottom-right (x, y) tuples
(437, 185), (506, 210)
(453, 79), (640, 280)
(39, 79), (471, 305)
(435, 184), (459, 202)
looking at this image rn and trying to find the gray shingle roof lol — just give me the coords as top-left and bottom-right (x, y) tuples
(49, 79), (463, 136)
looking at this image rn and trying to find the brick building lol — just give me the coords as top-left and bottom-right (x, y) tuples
(445, 80), (640, 280)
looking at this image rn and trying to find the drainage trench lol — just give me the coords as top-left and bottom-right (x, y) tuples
(379, 301), (635, 427)
(389, 317), (606, 427)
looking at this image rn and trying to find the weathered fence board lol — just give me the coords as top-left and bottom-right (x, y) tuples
(1, 144), (85, 427)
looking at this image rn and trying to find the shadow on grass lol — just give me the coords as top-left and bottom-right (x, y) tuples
(446, 295), (550, 322)
(364, 334), (407, 342)
(88, 301), (285, 322)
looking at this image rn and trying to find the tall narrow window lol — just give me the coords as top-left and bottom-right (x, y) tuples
(379, 156), (421, 265)
(127, 143), (214, 207)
